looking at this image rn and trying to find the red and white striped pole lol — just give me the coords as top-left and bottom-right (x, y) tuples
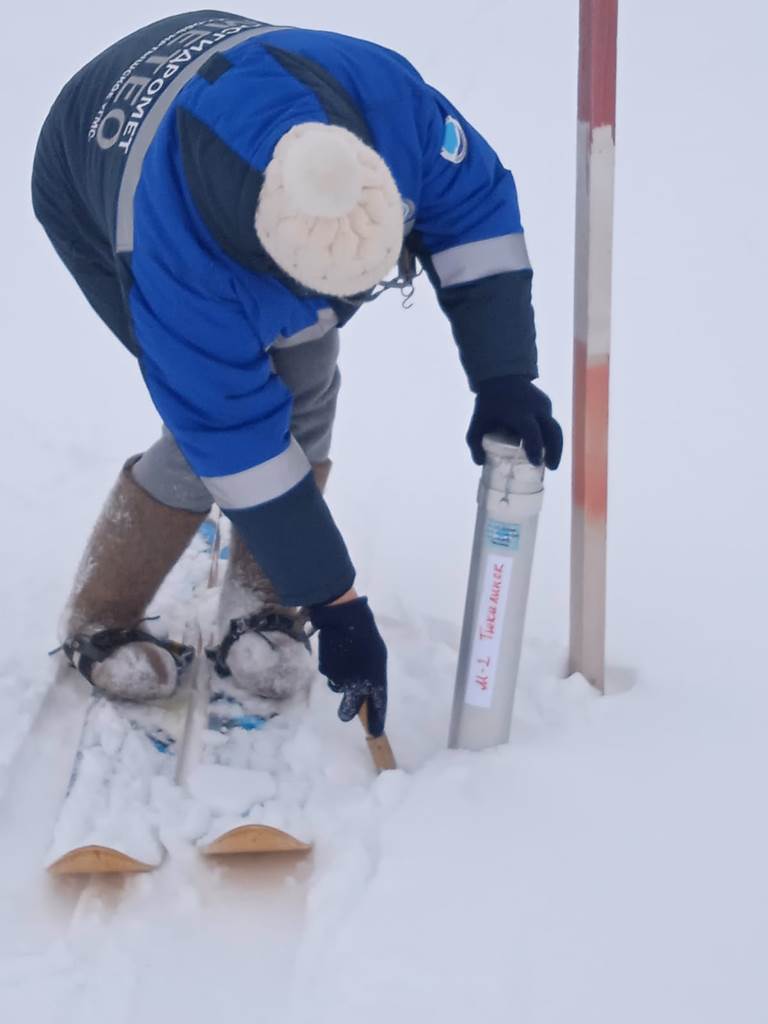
(569, 0), (618, 691)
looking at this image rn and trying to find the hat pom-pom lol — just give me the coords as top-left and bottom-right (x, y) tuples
(282, 129), (364, 218)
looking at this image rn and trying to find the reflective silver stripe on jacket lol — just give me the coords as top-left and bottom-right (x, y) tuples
(270, 307), (339, 349)
(115, 24), (284, 254)
(201, 436), (310, 510)
(431, 233), (531, 288)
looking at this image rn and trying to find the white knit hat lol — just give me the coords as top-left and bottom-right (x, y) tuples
(255, 123), (404, 297)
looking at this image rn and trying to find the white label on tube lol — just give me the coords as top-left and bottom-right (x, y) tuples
(465, 554), (514, 708)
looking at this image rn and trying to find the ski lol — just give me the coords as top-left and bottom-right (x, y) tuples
(190, 678), (314, 856)
(46, 520), (220, 875)
(46, 676), (194, 874)
(187, 518), (396, 856)
(184, 518), (314, 856)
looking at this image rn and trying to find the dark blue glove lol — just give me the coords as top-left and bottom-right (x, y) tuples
(467, 374), (563, 469)
(309, 597), (388, 737)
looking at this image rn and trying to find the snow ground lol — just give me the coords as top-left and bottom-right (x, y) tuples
(2, 1), (768, 1021)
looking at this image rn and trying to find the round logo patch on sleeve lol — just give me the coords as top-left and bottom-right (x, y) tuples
(440, 115), (468, 164)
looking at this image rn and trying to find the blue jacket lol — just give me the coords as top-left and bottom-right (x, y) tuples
(33, 12), (537, 606)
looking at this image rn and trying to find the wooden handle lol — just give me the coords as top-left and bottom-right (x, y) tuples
(359, 702), (397, 773)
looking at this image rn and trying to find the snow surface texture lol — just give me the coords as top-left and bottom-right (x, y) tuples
(2, 2), (768, 1022)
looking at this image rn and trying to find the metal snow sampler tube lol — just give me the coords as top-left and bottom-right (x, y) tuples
(449, 433), (545, 751)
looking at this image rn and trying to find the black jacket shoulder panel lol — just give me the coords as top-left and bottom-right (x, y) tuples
(262, 44), (373, 145)
(176, 105), (316, 297)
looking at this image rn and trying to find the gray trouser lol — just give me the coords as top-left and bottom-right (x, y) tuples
(132, 330), (341, 512)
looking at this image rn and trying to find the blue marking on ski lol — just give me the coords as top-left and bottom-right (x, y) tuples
(197, 520), (218, 547)
(145, 728), (176, 753)
(207, 713), (270, 732)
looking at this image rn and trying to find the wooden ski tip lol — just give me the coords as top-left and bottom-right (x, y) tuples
(203, 825), (312, 856)
(47, 845), (155, 876)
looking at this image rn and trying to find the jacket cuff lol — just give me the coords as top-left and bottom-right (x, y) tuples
(416, 244), (539, 390)
(223, 472), (356, 607)
(309, 595), (370, 624)
(441, 270), (539, 390)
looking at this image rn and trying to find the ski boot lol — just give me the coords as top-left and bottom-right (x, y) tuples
(60, 457), (205, 700)
(208, 460), (331, 701)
